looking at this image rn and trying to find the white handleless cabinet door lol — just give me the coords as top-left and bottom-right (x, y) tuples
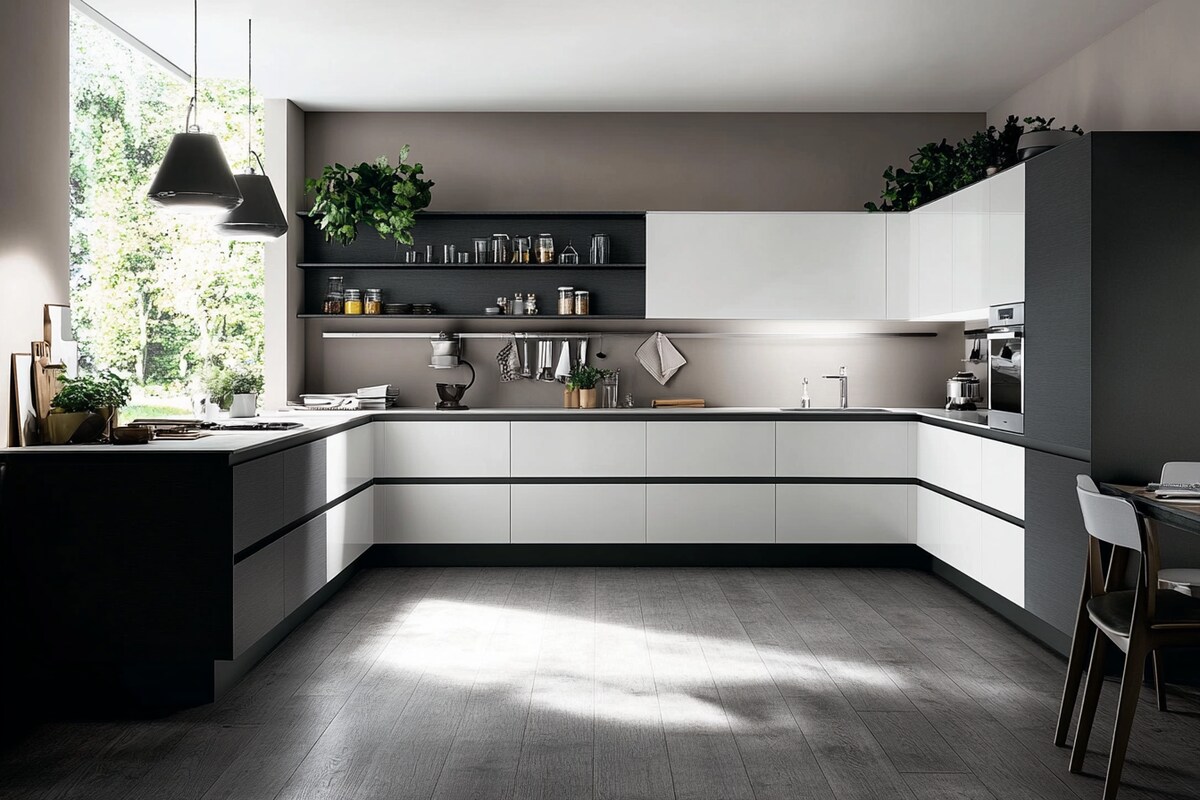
(326, 487), (374, 581)
(886, 213), (915, 320)
(776, 421), (912, 477)
(646, 212), (887, 319)
(375, 484), (510, 543)
(952, 180), (987, 317)
(776, 484), (911, 543)
(375, 421), (510, 478)
(917, 424), (983, 502)
(980, 439), (1024, 520)
(646, 421), (774, 477)
(980, 514), (1025, 606)
(986, 164), (1025, 306)
(646, 484), (775, 543)
(914, 195), (953, 318)
(510, 421), (645, 477)
(324, 423), (374, 502)
(511, 484), (645, 543)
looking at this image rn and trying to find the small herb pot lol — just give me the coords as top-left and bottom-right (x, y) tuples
(45, 411), (105, 444)
(563, 387), (580, 409)
(229, 393), (258, 418)
(579, 388), (598, 409)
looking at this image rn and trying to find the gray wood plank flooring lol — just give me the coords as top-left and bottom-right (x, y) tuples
(4, 567), (1200, 800)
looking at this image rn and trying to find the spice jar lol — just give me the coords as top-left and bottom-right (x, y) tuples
(574, 290), (590, 315)
(512, 293), (525, 315)
(536, 234), (555, 264)
(323, 276), (344, 315)
(557, 287), (575, 315)
(525, 293), (538, 315)
(364, 288), (382, 315)
(512, 235), (531, 264)
(343, 288), (363, 315)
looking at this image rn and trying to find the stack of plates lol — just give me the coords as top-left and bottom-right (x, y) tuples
(357, 384), (399, 409)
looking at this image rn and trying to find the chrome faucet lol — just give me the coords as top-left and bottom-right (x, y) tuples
(822, 366), (849, 409)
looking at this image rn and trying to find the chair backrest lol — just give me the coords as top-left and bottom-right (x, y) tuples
(1076, 475), (1144, 552)
(1161, 462), (1200, 485)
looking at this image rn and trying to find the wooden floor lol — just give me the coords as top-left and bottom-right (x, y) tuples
(4, 567), (1200, 800)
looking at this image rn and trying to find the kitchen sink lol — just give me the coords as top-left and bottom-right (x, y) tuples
(779, 407), (891, 412)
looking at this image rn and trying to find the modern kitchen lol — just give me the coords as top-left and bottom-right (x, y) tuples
(3, 2), (1200, 799)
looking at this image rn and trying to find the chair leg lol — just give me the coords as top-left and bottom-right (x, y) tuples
(1152, 650), (1167, 712)
(1070, 630), (1108, 774)
(1103, 639), (1148, 800)
(1056, 612), (1095, 745)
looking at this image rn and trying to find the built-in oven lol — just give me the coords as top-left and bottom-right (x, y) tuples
(987, 302), (1024, 433)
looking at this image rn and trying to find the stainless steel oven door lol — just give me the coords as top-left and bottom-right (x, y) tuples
(988, 328), (1024, 433)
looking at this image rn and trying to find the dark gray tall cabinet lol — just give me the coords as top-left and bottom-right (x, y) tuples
(1024, 132), (1200, 647)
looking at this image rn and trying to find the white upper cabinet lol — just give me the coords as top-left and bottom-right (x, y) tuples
(886, 213), (915, 320)
(951, 180), (987, 316)
(645, 212), (887, 319)
(985, 164), (1025, 306)
(913, 195), (954, 318)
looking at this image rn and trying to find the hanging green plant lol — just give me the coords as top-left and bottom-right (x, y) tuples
(305, 145), (434, 246)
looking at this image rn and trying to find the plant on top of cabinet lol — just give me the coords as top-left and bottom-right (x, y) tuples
(865, 115), (1080, 212)
(305, 145), (434, 246)
(47, 369), (131, 444)
(1017, 117), (1085, 161)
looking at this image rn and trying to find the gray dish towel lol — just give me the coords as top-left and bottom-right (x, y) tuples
(636, 332), (687, 385)
(497, 338), (520, 382)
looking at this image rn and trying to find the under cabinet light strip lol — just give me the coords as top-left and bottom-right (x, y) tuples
(321, 331), (937, 340)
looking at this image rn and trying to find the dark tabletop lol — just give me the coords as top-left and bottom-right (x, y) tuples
(1103, 483), (1200, 536)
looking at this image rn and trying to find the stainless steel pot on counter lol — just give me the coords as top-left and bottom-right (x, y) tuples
(946, 371), (982, 411)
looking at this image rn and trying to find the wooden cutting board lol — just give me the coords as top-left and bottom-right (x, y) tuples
(31, 340), (62, 426)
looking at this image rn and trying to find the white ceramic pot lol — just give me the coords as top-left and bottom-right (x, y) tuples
(229, 393), (258, 418)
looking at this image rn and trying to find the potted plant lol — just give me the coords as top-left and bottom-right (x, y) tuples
(305, 145), (435, 247)
(47, 370), (131, 444)
(563, 377), (580, 408)
(227, 369), (264, 418)
(568, 365), (609, 409)
(1017, 117), (1085, 161)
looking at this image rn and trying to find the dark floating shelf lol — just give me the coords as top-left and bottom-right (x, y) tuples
(296, 262), (645, 270)
(298, 314), (645, 321)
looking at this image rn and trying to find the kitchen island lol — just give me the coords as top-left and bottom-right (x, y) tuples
(1, 406), (1037, 709)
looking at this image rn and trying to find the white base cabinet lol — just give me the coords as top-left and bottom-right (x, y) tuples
(511, 484), (645, 543)
(646, 484), (775, 543)
(776, 484), (912, 543)
(375, 421), (510, 478)
(511, 421), (645, 477)
(981, 514), (1025, 606)
(917, 424), (983, 501)
(647, 421), (774, 477)
(375, 484), (510, 543)
(776, 421), (913, 477)
(326, 487), (374, 581)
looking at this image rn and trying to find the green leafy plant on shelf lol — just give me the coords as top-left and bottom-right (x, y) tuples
(568, 364), (609, 391)
(205, 365), (262, 409)
(1022, 116), (1085, 134)
(52, 370), (132, 413)
(865, 115), (1064, 212)
(305, 145), (435, 246)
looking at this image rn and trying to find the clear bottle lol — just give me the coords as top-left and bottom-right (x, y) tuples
(557, 287), (575, 315)
(800, 378), (811, 408)
(364, 288), (382, 315)
(512, 236), (531, 264)
(343, 288), (363, 315)
(536, 234), (555, 264)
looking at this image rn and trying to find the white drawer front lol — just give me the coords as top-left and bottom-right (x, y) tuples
(375, 422), (510, 478)
(510, 421), (646, 477)
(646, 484), (775, 543)
(917, 424), (982, 501)
(776, 421), (913, 477)
(646, 421), (775, 477)
(980, 514), (1025, 607)
(980, 438), (1024, 520)
(326, 487), (374, 581)
(776, 484), (911, 543)
(325, 423), (375, 502)
(511, 484), (645, 544)
(375, 484), (510, 543)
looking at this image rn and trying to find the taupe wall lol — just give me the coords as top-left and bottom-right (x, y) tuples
(988, 0), (1200, 131)
(1, 0), (69, 444)
(295, 112), (983, 408)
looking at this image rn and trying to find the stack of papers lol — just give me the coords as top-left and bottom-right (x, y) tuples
(1153, 482), (1200, 499)
(299, 393), (359, 409)
(299, 385), (399, 411)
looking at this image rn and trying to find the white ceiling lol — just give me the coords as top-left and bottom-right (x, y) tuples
(81, 0), (1157, 112)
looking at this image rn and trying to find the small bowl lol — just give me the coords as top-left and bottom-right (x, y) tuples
(111, 426), (152, 445)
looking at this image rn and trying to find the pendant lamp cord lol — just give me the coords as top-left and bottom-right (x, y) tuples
(246, 18), (267, 175)
(186, 0), (199, 132)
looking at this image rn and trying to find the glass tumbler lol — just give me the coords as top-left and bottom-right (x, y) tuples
(473, 238), (489, 264)
(602, 369), (621, 409)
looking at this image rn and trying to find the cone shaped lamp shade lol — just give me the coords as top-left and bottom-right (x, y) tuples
(214, 171), (288, 239)
(147, 131), (243, 215)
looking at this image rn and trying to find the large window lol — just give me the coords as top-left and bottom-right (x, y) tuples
(69, 10), (264, 416)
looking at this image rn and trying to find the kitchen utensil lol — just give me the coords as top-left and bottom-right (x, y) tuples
(946, 369), (982, 411)
(554, 340), (572, 382)
(595, 334), (606, 359)
(521, 338), (532, 378)
(588, 233), (610, 264)
(579, 338), (587, 366)
(537, 341), (555, 382)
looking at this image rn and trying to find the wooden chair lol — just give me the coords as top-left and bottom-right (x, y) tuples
(1053, 475), (1200, 799)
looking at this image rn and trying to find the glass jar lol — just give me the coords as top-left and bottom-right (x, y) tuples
(602, 369), (620, 408)
(323, 276), (344, 314)
(512, 235), (531, 264)
(536, 234), (555, 264)
(490, 233), (510, 264)
(343, 288), (363, 315)
(473, 238), (489, 264)
(574, 290), (590, 315)
(525, 293), (538, 315)
(364, 288), (382, 315)
(557, 286), (575, 315)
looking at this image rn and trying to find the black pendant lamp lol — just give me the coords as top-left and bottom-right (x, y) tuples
(147, 0), (242, 215)
(215, 20), (288, 240)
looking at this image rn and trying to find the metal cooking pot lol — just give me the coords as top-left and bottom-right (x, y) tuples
(946, 371), (982, 411)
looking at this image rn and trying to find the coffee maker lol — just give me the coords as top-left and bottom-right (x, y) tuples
(430, 333), (475, 411)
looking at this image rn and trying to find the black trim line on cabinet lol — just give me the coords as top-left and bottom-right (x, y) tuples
(929, 556), (1071, 656)
(233, 480), (373, 564)
(372, 476), (916, 486)
(368, 543), (932, 569)
(916, 481), (1025, 528)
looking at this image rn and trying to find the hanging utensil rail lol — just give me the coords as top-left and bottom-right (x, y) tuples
(321, 331), (938, 340)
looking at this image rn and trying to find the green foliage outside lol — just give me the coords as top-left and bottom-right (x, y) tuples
(69, 11), (265, 415)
